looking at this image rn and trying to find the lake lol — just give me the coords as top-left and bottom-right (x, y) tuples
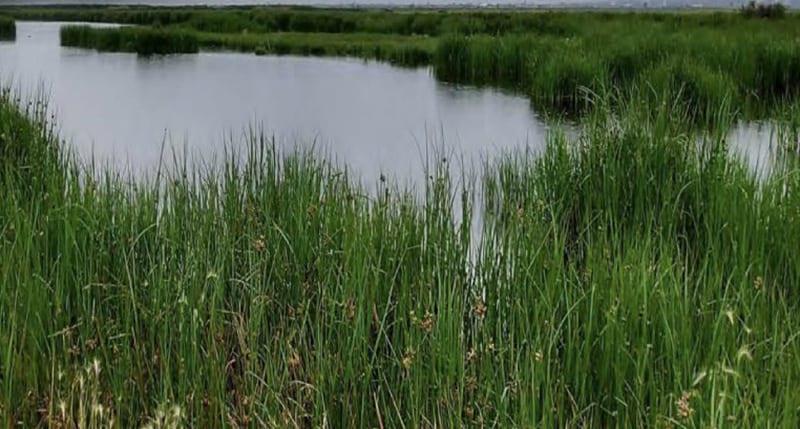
(0, 21), (785, 187)
(0, 21), (552, 185)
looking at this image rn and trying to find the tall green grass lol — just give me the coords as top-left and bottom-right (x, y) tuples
(28, 6), (800, 118)
(60, 25), (199, 55)
(195, 30), (434, 67)
(2, 84), (800, 426)
(434, 30), (800, 120)
(0, 16), (14, 40)
(6, 6), (580, 37)
(58, 24), (432, 66)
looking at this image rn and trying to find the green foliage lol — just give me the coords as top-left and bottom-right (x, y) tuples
(3, 86), (800, 427)
(741, 1), (787, 19)
(12, 6), (800, 117)
(531, 48), (606, 113)
(6, 6), (800, 428)
(0, 15), (14, 40)
(195, 31), (434, 66)
(434, 35), (548, 88)
(643, 58), (737, 124)
(750, 40), (800, 100)
(60, 25), (199, 55)
(6, 6), (580, 37)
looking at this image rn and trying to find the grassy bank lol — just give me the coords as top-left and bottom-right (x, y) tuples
(59, 24), (433, 65)
(433, 26), (800, 120)
(195, 30), (434, 66)
(3, 85), (800, 427)
(2, 6), (583, 37)
(60, 25), (199, 55)
(0, 16), (14, 40)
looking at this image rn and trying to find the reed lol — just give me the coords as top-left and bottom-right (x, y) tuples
(2, 84), (800, 426)
(0, 15), (14, 40)
(6, 6), (581, 37)
(60, 25), (199, 55)
(194, 30), (434, 67)
(29, 6), (800, 118)
(433, 29), (800, 120)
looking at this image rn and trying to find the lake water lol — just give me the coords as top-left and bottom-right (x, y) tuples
(0, 21), (551, 185)
(0, 21), (788, 188)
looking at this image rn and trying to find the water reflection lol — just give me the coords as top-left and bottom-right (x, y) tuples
(0, 21), (548, 187)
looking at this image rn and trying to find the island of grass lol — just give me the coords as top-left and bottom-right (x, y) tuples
(60, 25), (199, 55)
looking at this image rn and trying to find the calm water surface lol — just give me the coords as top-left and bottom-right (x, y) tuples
(0, 21), (786, 186)
(0, 21), (550, 184)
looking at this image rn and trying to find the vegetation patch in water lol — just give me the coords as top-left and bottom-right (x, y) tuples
(0, 15), (14, 40)
(60, 25), (199, 55)
(195, 30), (434, 66)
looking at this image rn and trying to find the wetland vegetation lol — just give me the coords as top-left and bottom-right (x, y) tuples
(0, 16), (14, 41)
(60, 25), (199, 55)
(2, 4), (800, 428)
(12, 6), (800, 121)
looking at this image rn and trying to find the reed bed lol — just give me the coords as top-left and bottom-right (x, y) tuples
(0, 16), (14, 40)
(33, 6), (800, 121)
(60, 25), (199, 55)
(5, 6), (582, 37)
(195, 31), (434, 66)
(434, 30), (800, 121)
(2, 85), (800, 427)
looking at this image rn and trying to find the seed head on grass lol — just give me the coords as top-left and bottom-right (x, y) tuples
(675, 390), (695, 421)
(465, 376), (478, 394)
(252, 235), (266, 252)
(288, 350), (302, 373)
(344, 298), (356, 321)
(402, 348), (416, 370)
(473, 299), (487, 320)
(419, 311), (435, 333)
(466, 347), (478, 364)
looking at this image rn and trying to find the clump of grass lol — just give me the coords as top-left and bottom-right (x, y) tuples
(196, 30), (434, 66)
(60, 25), (199, 55)
(0, 15), (14, 40)
(433, 35), (548, 88)
(602, 36), (669, 85)
(749, 40), (800, 102)
(530, 48), (606, 114)
(740, 1), (787, 19)
(482, 96), (800, 425)
(642, 58), (738, 124)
